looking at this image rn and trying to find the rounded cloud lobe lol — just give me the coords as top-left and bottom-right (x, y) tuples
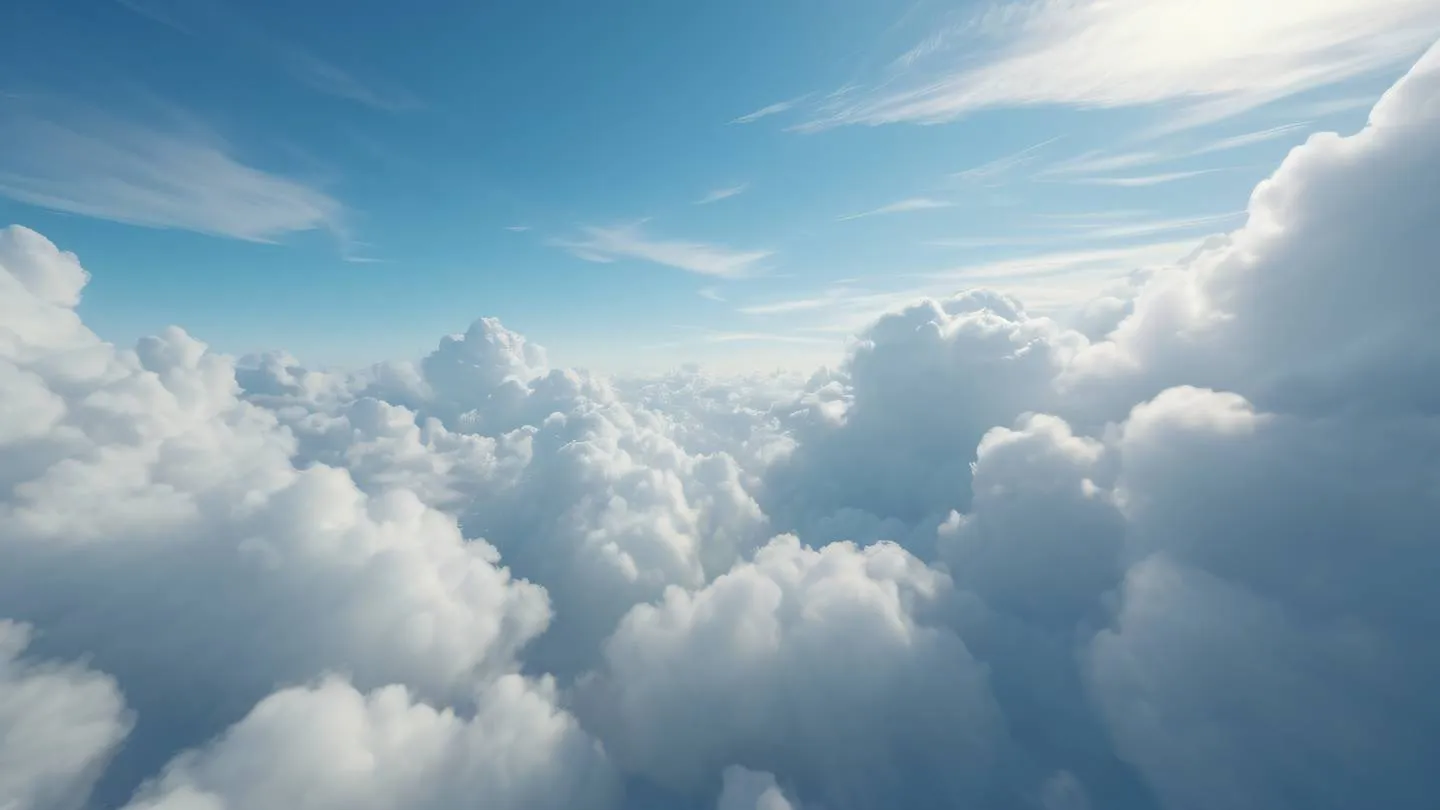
(3, 39), (1440, 810)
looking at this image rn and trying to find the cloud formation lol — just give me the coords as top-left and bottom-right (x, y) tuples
(808, 0), (1440, 129)
(695, 184), (750, 205)
(837, 197), (953, 220)
(558, 224), (772, 278)
(3, 36), (1440, 810)
(0, 106), (343, 242)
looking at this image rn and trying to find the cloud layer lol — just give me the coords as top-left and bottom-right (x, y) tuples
(3, 37), (1440, 810)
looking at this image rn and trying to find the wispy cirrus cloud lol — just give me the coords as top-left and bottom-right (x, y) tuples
(953, 136), (1063, 184)
(730, 96), (807, 125)
(555, 223), (772, 278)
(927, 211), (1244, 248)
(119, 0), (419, 111)
(1072, 169), (1225, 187)
(695, 183), (749, 205)
(838, 197), (953, 221)
(1041, 122), (1311, 180)
(277, 48), (422, 112)
(802, 0), (1440, 130)
(0, 103), (344, 243)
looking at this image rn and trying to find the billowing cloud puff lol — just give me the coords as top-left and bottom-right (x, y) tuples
(3, 36), (1440, 810)
(714, 767), (798, 810)
(233, 317), (774, 680)
(1070, 43), (1440, 418)
(575, 535), (1016, 810)
(762, 290), (1084, 554)
(0, 622), (130, 810)
(121, 675), (617, 810)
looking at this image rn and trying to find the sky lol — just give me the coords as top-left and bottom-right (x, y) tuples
(2, 0), (1434, 373)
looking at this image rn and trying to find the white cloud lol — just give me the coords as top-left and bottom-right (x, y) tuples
(1071, 169), (1225, 187)
(121, 675), (617, 810)
(953, 136), (1063, 183)
(731, 98), (804, 124)
(696, 183), (750, 205)
(575, 535), (1010, 809)
(120, 0), (419, 111)
(715, 767), (798, 810)
(927, 213), (1244, 248)
(838, 197), (953, 221)
(557, 224), (772, 278)
(0, 621), (131, 810)
(0, 106), (343, 242)
(1189, 122), (1313, 155)
(806, 0), (1440, 129)
(1041, 123), (1312, 180)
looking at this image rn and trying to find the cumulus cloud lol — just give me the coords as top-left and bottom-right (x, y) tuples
(0, 622), (131, 810)
(761, 290), (1080, 552)
(121, 675), (616, 810)
(575, 536), (1013, 810)
(715, 767), (798, 810)
(3, 36), (1440, 810)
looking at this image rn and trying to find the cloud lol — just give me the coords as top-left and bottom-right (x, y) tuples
(1041, 124), (1312, 180)
(698, 286), (726, 302)
(277, 48), (423, 112)
(557, 224), (772, 278)
(715, 768), (797, 810)
(730, 98), (803, 124)
(927, 213), (1245, 248)
(0, 106), (343, 242)
(838, 197), (954, 221)
(119, 0), (419, 111)
(953, 136), (1064, 183)
(695, 184), (750, 205)
(120, 675), (617, 810)
(1071, 169), (1225, 187)
(4, 39), (1440, 810)
(805, 0), (1440, 129)
(574, 536), (1011, 809)
(0, 621), (131, 810)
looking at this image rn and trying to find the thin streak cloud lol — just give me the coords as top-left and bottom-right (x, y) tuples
(695, 183), (750, 205)
(1073, 169), (1225, 187)
(838, 197), (953, 221)
(731, 97), (805, 124)
(119, 0), (419, 111)
(556, 224), (772, 278)
(0, 105), (344, 243)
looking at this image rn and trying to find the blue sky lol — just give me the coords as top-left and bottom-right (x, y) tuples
(1, 0), (1433, 373)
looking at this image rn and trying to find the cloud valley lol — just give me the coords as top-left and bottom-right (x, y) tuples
(3, 41), (1440, 810)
